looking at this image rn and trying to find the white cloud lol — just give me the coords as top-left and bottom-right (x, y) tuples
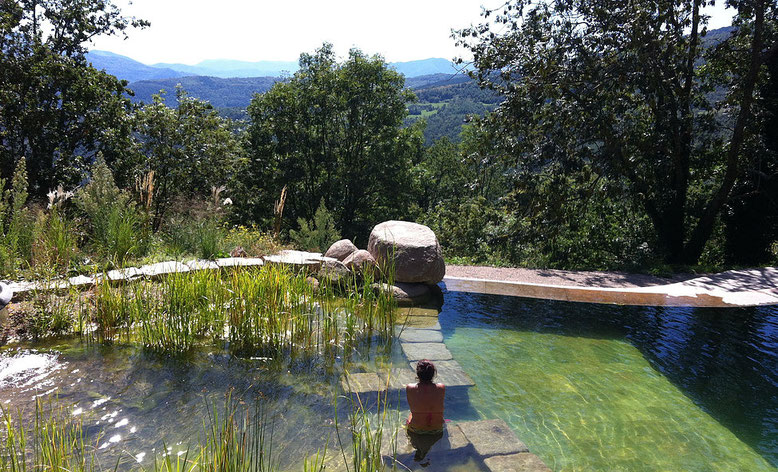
(90, 0), (737, 65)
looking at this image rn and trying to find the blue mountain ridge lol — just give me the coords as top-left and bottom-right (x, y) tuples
(87, 50), (460, 81)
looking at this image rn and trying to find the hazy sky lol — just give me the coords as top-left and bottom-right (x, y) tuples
(90, 1), (738, 65)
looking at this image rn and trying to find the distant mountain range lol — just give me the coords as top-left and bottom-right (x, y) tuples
(85, 50), (461, 82)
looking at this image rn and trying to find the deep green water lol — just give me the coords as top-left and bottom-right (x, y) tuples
(439, 288), (778, 471)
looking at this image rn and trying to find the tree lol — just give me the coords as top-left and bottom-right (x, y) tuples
(238, 44), (423, 242)
(457, 0), (777, 265)
(0, 0), (148, 195)
(132, 88), (240, 229)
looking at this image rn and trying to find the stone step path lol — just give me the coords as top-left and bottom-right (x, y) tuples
(2, 250), (333, 302)
(341, 308), (551, 471)
(383, 418), (550, 472)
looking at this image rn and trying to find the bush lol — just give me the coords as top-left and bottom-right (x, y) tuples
(0, 158), (34, 276)
(163, 213), (226, 260)
(32, 206), (78, 272)
(75, 156), (149, 268)
(290, 199), (340, 252)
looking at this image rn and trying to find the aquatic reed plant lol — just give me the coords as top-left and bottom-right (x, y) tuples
(47, 261), (398, 359)
(197, 393), (279, 472)
(0, 399), (102, 472)
(336, 376), (399, 472)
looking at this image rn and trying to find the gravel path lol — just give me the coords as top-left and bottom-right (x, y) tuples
(445, 265), (698, 288)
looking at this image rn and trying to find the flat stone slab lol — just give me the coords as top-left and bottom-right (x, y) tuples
(139, 261), (190, 278)
(398, 328), (444, 343)
(484, 453), (551, 472)
(401, 342), (453, 361)
(341, 372), (385, 394)
(68, 275), (96, 287)
(458, 419), (529, 457)
(186, 259), (220, 270)
(215, 257), (264, 268)
(409, 360), (474, 387)
(105, 267), (142, 282)
(384, 368), (419, 390)
(264, 250), (336, 268)
(398, 318), (442, 330)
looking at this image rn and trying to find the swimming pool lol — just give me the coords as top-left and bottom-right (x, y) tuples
(439, 286), (778, 471)
(1, 286), (777, 471)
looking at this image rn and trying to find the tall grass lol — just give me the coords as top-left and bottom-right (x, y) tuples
(67, 264), (396, 357)
(336, 378), (399, 472)
(0, 395), (280, 472)
(0, 399), (102, 472)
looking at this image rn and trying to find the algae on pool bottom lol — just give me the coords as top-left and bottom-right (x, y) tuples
(445, 327), (774, 471)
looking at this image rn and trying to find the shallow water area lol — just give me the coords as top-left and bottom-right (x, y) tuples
(0, 336), (400, 470)
(440, 288), (778, 471)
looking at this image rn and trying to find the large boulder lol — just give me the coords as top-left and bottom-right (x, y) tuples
(367, 221), (445, 284)
(324, 239), (358, 262)
(372, 282), (431, 307)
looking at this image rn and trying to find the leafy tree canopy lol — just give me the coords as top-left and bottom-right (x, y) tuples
(0, 0), (148, 195)
(457, 0), (777, 265)
(238, 43), (423, 243)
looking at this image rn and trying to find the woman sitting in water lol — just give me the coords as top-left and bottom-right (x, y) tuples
(406, 359), (445, 433)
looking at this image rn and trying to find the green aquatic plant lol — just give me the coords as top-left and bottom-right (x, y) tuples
(0, 399), (103, 472)
(336, 376), (399, 472)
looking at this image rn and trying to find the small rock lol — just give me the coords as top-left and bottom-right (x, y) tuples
(324, 239), (358, 261)
(306, 276), (320, 292)
(0, 282), (12, 310)
(343, 249), (378, 277)
(230, 246), (248, 257)
(318, 259), (352, 286)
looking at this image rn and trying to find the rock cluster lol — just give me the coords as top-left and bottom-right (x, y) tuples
(319, 220), (445, 306)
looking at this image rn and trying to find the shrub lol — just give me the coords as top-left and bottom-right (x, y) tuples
(290, 199), (340, 252)
(76, 156), (149, 267)
(0, 158), (34, 276)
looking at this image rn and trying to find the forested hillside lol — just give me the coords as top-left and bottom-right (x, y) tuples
(1, 0), (775, 278)
(129, 76), (278, 107)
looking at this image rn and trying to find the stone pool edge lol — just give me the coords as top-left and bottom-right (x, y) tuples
(443, 270), (778, 308)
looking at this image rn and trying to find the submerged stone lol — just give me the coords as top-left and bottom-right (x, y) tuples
(458, 419), (529, 457)
(484, 453), (552, 472)
(340, 372), (385, 394)
(401, 342), (453, 361)
(398, 328), (444, 343)
(409, 360), (474, 387)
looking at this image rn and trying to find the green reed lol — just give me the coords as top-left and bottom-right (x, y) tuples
(74, 264), (396, 357)
(336, 376), (399, 472)
(0, 399), (102, 472)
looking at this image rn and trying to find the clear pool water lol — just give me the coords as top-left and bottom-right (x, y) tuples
(2, 288), (777, 471)
(439, 287), (778, 471)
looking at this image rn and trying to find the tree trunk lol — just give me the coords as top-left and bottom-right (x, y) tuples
(682, 2), (766, 264)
